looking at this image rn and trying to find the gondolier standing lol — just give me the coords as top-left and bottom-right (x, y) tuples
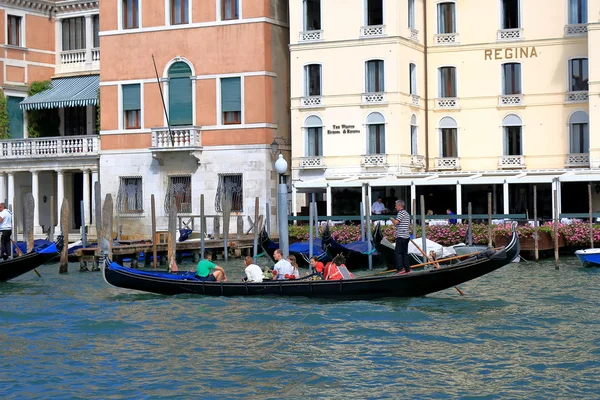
(391, 200), (411, 274)
(0, 203), (13, 260)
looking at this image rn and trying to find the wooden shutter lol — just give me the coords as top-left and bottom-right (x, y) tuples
(221, 77), (241, 112)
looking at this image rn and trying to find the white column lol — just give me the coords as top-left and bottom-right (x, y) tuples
(410, 182), (416, 213)
(367, 185), (372, 208)
(291, 186), (297, 217)
(0, 173), (6, 204)
(91, 170), (98, 224)
(56, 170), (64, 224)
(456, 183), (462, 223)
(503, 181), (509, 215)
(32, 170), (42, 234)
(85, 15), (93, 63)
(7, 172), (15, 209)
(83, 169), (91, 225)
(326, 184), (332, 217)
(361, 184), (366, 211)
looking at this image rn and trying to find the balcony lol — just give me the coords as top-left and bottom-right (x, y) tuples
(409, 28), (419, 42)
(299, 156), (325, 169)
(565, 24), (587, 36)
(410, 155), (425, 169)
(435, 98), (459, 109)
(360, 25), (385, 38)
(150, 126), (202, 165)
(300, 96), (323, 108)
(57, 47), (100, 75)
(0, 135), (99, 159)
(565, 91), (588, 103)
(499, 94), (524, 107)
(299, 30), (323, 42)
(361, 154), (387, 168)
(362, 92), (386, 104)
(434, 33), (458, 45)
(566, 153), (590, 168)
(411, 95), (420, 107)
(497, 28), (523, 41)
(499, 155), (525, 169)
(435, 157), (460, 170)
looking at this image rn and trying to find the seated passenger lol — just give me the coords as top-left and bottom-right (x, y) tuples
(309, 256), (325, 274)
(286, 255), (301, 279)
(272, 249), (293, 280)
(243, 256), (263, 282)
(324, 255), (354, 280)
(195, 258), (227, 282)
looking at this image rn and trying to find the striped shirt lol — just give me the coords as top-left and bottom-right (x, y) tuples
(395, 209), (410, 239)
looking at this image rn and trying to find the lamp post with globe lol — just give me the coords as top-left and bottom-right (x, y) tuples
(274, 153), (289, 257)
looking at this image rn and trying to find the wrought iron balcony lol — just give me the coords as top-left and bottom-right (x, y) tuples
(435, 157), (460, 170)
(566, 153), (590, 168)
(150, 126), (202, 165)
(499, 155), (525, 169)
(0, 135), (99, 159)
(298, 156), (325, 169)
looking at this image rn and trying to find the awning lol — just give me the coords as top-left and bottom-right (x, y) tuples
(20, 75), (99, 111)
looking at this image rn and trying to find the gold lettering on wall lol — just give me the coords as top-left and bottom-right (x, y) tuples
(484, 46), (538, 60)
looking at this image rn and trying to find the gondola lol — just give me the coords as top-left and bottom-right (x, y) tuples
(102, 223), (519, 299)
(258, 228), (329, 267)
(0, 236), (64, 282)
(321, 225), (379, 269)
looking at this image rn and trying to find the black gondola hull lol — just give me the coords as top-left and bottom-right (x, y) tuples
(0, 237), (63, 282)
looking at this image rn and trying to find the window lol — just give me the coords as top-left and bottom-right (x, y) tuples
(171, 0), (189, 24)
(410, 115), (418, 155)
(123, 0), (139, 29)
(117, 177), (143, 213)
(367, 112), (385, 154)
(304, 64), (322, 96)
(303, 0), (321, 30)
(365, 0), (383, 26)
(568, 0), (587, 24)
(501, 0), (519, 29)
(62, 17), (86, 51)
(165, 176), (192, 213)
(93, 15), (100, 48)
(304, 116), (323, 156)
(215, 174), (243, 212)
(64, 107), (87, 136)
(7, 96), (24, 138)
(502, 114), (522, 156)
(366, 60), (384, 93)
(221, 0), (239, 20)
(123, 84), (141, 129)
(221, 77), (241, 125)
(569, 58), (589, 91)
(7, 15), (22, 46)
(569, 111), (589, 153)
(502, 63), (521, 95)
(408, 0), (415, 28)
(439, 116), (457, 157)
(437, 3), (456, 34)
(439, 67), (456, 98)
(409, 63), (417, 95)
(168, 62), (193, 126)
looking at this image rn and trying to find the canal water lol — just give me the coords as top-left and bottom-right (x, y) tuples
(1, 257), (599, 399)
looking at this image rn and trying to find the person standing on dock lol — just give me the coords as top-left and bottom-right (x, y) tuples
(391, 200), (411, 274)
(0, 203), (12, 260)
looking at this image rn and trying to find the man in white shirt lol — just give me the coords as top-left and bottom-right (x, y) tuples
(0, 203), (13, 260)
(243, 256), (263, 282)
(371, 197), (387, 215)
(272, 249), (294, 280)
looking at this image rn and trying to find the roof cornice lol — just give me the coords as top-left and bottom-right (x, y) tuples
(0, 0), (98, 15)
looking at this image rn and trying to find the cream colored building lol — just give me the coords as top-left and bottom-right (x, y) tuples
(290, 0), (600, 219)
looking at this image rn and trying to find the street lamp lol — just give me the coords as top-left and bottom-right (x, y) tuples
(275, 153), (289, 257)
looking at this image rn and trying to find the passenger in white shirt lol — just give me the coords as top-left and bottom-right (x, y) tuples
(371, 197), (387, 215)
(243, 256), (263, 282)
(0, 203), (13, 260)
(272, 249), (294, 280)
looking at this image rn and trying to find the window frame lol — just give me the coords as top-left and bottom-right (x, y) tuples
(220, 76), (243, 126)
(568, 58), (589, 92)
(366, 112), (386, 155)
(409, 63), (417, 95)
(61, 17), (87, 52)
(438, 117), (458, 158)
(502, 114), (523, 156)
(304, 64), (322, 97)
(216, 173), (244, 213)
(410, 115), (418, 155)
(364, 0), (384, 26)
(568, 110), (589, 154)
(7, 14), (23, 47)
(500, 0), (521, 30)
(170, 0), (190, 25)
(221, 0), (240, 21)
(408, 0), (415, 28)
(437, 2), (456, 34)
(568, 0), (588, 24)
(303, 0), (322, 31)
(501, 62), (522, 95)
(117, 176), (144, 214)
(438, 66), (457, 98)
(92, 15), (100, 48)
(167, 61), (194, 127)
(165, 175), (193, 214)
(304, 115), (324, 157)
(365, 59), (385, 93)
(122, 0), (140, 30)
(121, 83), (143, 130)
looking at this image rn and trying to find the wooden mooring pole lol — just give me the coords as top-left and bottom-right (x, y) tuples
(59, 198), (69, 274)
(102, 194), (113, 258)
(589, 183), (594, 249)
(253, 197), (259, 263)
(200, 194), (206, 260)
(467, 202), (473, 246)
(487, 193), (493, 248)
(167, 198), (177, 272)
(48, 195), (55, 242)
(534, 185), (539, 262)
(553, 188), (559, 270)
(24, 193), (34, 253)
(420, 195), (426, 255)
(365, 195), (372, 271)
(222, 195), (232, 262)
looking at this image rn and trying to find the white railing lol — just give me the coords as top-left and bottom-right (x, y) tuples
(411, 94), (420, 107)
(499, 94), (524, 106)
(299, 30), (323, 42)
(565, 24), (587, 36)
(497, 28), (523, 41)
(409, 28), (419, 42)
(300, 96), (323, 107)
(299, 156), (325, 169)
(362, 92), (386, 104)
(151, 126), (202, 148)
(499, 155), (525, 169)
(410, 155), (425, 168)
(60, 49), (86, 64)
(435, 98), (459, 109)
(0, 135), (99, 159)
(434, 33), (458, 44)
(435, 157), (460, 170)
(92, 48), (100, 61)
(565, 91), (588, 103)
(566, 153), (590, 167)
(361, 154), (387, 167)
(360, 25), (385, 37)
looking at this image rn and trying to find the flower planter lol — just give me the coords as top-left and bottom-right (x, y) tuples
(494, 232), (564, 251)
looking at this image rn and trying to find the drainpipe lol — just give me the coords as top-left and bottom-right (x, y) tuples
(423, 0), (430, 171)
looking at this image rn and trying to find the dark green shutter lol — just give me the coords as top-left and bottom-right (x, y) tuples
(8, 97), (24, 139)
(221, 77), (241, 112)
(122, 84), (140, 111)
(168, 62), (193, 126)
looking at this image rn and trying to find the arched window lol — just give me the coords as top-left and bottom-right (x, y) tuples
(168, 62), (193, 126)
(502, 114), (522, 156)
(569, 111), (589, 154)
(304, 115), (323, 156)
(439, 116), (457, 157)
(410, 114), (418, 155)
(367, 112), (385, 154)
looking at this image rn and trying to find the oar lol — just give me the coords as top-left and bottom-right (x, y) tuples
(409, 239), (465, 296)
(11, 239), (42, 278)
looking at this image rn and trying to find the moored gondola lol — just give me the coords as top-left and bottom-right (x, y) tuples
(321, 225), (379, 269)
(258, 228), (329, 267)
(102, 224), (519, 299)
(0, 236), (64, 282)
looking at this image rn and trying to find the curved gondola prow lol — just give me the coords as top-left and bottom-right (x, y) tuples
(258, 227), (277, 263)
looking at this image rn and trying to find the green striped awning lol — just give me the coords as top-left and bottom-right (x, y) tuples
(20, 75), (99, 111)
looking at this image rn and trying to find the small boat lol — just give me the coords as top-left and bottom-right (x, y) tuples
(102, 224), (519, 299)
(259, 228), (329, 267)
(321, 225), (379, 269)
(574, 248), (600, 267)
(0, 236), (64, 282)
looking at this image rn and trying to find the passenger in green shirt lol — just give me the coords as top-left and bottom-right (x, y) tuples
(195, 258), (227, 282)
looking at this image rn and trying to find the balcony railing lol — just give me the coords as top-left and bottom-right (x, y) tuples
(410, 155), (425, 169)
(58, 47), (100, 75)
(411, 94), (420, 107)
(300, 96), (323, 108)
(499, 155), (525, 169)
(566, 153), (590, 167)
(299, 30), (323, 42)
(499, 94), (524, 107)
(299, 156), (325, 169)
(60, 49), (86, 64)
(565, 24), (587, 36)
(92, 48), (100, 61)
(409, 28), (419, 42)
(362, 92), (386, 104)
(435, 157), (460, 170)
(151, 126), (202, 149)
(565, 91), (588, 103)
(361, 154), (387, 167)
(435, 98), (459, 109)
(434, 33), (458, 45)
(360, 25), (385, 37)
(497, 28), (523, 41)
(0, 135), (99, 159)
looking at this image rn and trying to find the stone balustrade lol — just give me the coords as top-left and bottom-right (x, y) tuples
(0, 135), (99, 159)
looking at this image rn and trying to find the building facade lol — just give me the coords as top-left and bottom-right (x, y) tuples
(290, 0), (600, 219)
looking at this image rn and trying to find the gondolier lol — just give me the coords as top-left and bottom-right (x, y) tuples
(0, 203), (13, 260)
(391, 200), (411, 274)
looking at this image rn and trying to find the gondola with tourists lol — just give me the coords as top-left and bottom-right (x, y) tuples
(102, 224), (519, 299)
(0, 236), (63, 282)
(320, 225), (379, 269)
(258, 227), (329, 267)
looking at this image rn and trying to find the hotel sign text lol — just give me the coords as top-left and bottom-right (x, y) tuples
(327, 124), (360, 134)
(484, 46), (538, 60)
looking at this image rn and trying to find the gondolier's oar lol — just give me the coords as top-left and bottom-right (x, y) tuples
(11, 239), (42, 278)
(410, 239), (464, 296)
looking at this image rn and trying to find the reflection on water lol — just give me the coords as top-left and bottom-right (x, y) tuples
(1, 257), (600, 398)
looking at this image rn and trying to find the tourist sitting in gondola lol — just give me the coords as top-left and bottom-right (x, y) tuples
(286, 255), (301, 279)
(309, 256), (325, 274)
(243, 256), (263, 283)
(195, 257), (227, 282)
(272, 249), (294, 280)
(324, 255), (354, 280)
